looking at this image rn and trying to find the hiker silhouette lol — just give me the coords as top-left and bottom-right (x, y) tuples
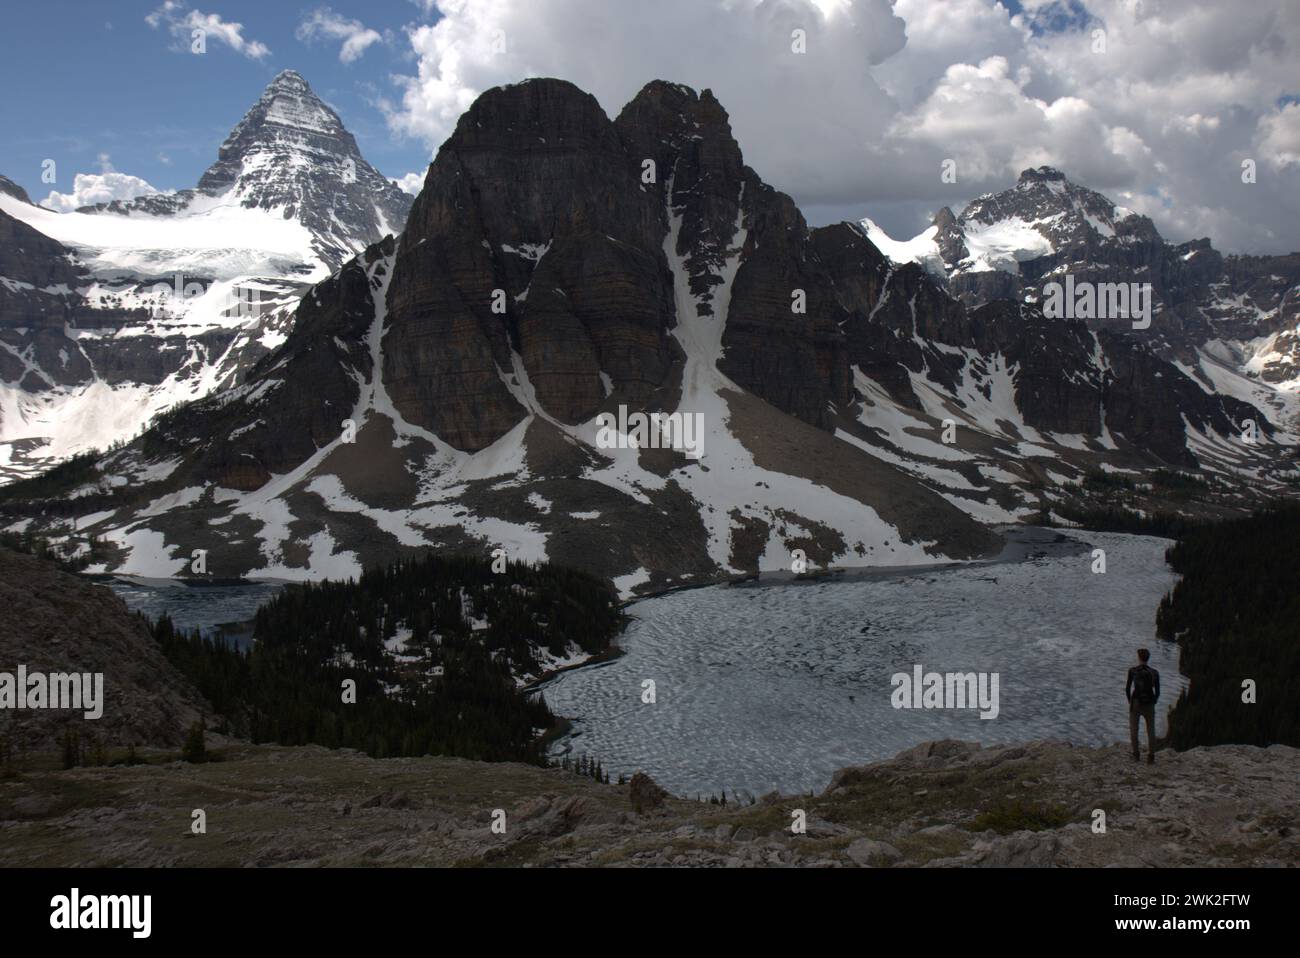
(1126, 648), (1160, 764)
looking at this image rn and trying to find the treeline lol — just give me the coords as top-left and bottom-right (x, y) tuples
(0, 451), (101, 504)
(0, 529), (109, 572)
(149, 553), (623, 764)
(1044, 502), (1202, 539)
(1156, 504), (1300, 748)
(1046, 466), (1222, 536)
(253, 552), (621, 679)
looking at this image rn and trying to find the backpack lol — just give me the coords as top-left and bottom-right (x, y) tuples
(1132, 666), (1156, 705)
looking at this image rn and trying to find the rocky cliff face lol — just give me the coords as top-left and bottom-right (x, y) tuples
(812, 218), (1267, 470)
(384, 80), (673, 450)
(165, 238), (392, 492)
(0, 208), (83, 338)
(0, 209), (152, 392)
(381, 79), (844, 451)
(618, 82), (849, 428)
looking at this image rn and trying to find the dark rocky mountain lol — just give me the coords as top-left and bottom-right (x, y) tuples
(813, 221), (1266, 468)
(0, 210), (157, 392)
(382, 79), (844, 450)
(0, 208), (86, 341)
(0, 79), (1293, 593)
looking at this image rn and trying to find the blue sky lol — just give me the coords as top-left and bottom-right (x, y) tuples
(0, 1), (438, 202)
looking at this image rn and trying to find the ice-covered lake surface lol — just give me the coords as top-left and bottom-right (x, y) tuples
(99, 576), (286, 649)
(540, 529), (1187, 799)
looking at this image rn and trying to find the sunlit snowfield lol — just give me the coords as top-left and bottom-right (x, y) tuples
(541, 531), (1187, 799)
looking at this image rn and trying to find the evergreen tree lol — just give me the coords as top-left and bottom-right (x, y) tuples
(1158, 504), (1300, 748)
(182, 721), (207, 763)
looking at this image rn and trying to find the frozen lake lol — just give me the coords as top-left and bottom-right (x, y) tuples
(98, 575), (286, 649)
(540, 529), (1187, 798)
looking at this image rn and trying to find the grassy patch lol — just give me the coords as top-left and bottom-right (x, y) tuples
(0, 774), (130, 821)
(968, 798), (1072, 835)
(894, 828), (970, 863)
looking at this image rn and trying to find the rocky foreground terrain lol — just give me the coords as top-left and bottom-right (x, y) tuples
(1, 738), (1294, 868)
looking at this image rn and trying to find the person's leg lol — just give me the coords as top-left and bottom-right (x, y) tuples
(1143, 706), (1156, 762)
(1129, 704), (1140, 759)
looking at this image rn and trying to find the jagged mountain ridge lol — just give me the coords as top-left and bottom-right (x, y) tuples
(1, 78), (1294, 594)
(862, 167), (1300, 426)
(0, 70), (412, 484)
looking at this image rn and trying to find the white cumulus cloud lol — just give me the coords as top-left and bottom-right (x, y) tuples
(382, 0), (907, 210)
(296, 8), (384, 64)
(390, 171), (426, 196)
(1258, 101), (1300, 169)
(380, 0), (1300, 254)
(146, 3), (270, 60)
(40, 154), (162, 213)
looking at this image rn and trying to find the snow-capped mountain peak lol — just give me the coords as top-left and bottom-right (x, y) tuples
(219, 69), (349, 147)
(78, 70), (412, 271)
(960, 166), (1138, 244)
(0, 70), (414, 483)
(865, 167), (1164, 285)
(194, 69), (411, 267)
(858, 167), (1300, 431)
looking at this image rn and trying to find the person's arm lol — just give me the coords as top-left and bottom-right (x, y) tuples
(1125, 667), (1133, 702)
(1153, 669), (1160, 703)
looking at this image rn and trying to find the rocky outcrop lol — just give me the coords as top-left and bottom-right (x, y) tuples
(0, 209), (96, 391)
(930, 205), (968, 271)
(147, 238), (393, 490)
(617, 81), (850, 426)
(809, 220), (1263, 459)
(0, 546), (209, 752)
(0, 208), (83, 333)
(0, 176), (32, 204)
(628, 771), (669, 814)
